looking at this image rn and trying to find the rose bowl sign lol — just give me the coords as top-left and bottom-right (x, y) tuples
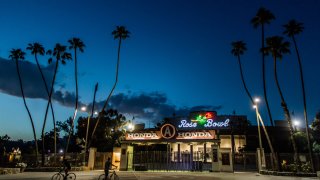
(172, 111), (231, 130)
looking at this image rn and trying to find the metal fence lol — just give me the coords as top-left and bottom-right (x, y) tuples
(131, 151), (320, 172)
(131, 151), (211, 171)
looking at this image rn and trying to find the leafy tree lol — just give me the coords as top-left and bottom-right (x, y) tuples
(83, 109), (127, 152)
(311, 112), (320, 152)
(251, 7), (276, 127)
(90, 26), (130, 145)
(294, 131), (308, 153)
(9, 49), (39, 165)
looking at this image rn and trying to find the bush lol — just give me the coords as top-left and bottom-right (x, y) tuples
(281, 160), (312, 173)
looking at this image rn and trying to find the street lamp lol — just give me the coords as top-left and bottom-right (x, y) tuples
(254, 97), (264, 171)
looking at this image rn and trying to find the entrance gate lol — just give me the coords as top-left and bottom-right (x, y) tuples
(131, 151), (211, 171)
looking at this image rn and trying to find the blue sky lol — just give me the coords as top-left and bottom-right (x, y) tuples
(0, 0), (320, 140)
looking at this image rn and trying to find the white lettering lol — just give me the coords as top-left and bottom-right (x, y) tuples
(176, 131), (213, 139)
(204, 119), (230, 128)
(178, 119), (230, 129)
(126, 133), (159, 140)
(178, 120), (197, 128)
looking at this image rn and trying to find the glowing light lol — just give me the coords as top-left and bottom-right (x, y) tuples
(293, 120), (300, 126)
(94, 111), (98, 115)
(128, 123), (134, 131)
(254, 98), (260, 103)
(59, 149), (64, 153)
(81, 106), (87, 111)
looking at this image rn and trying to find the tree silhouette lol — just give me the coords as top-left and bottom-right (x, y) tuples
(65, 38), (85, 158)
(283, 19), (314, 171)
(90, 26), (130, 147)
(26, 42), (57, 166)
(251, 7), (276, 127)
(45, 43), (72, 158)
(231, 41), (253, 104)
(9, 49), (39, 166)
(264, 36), (299, 165)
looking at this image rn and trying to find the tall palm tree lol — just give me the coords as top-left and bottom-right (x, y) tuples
(45, 44), (72, 158)
(251, 7), (276, 127)
(90, 26), (130, 147)
(64, 38), (85, 157)
(231, 41), (254, 104)
(27, 43), (57, 166)
(9, 49), (39, 165)
(264, 36), (299, 164)
(283, 20), (314, 172)
(231, 41), (278, 170)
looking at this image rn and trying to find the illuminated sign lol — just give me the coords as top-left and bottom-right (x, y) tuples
(160, 124), (176, 139)
(126, 132), (160, 140)
(176, 130), (215, 140)
(174, 111), (230, 130)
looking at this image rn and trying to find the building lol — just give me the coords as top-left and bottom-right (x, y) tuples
(118, 111), (248, 172)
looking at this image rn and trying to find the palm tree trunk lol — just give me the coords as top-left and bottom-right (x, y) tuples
(274, 57), (299, 164)
(41, 59), (59, 165)
(15, 59), (39, 166)
(84, 83), (98, 164)
(89, 38), (122, 148)
(237, 55), (254, 104)
(261, 25), (281, 170)
(292, 36), (314, 172)
(35, 55), (57, 166)
(65, 49), (78, 158)
(261, 25), (274, 127)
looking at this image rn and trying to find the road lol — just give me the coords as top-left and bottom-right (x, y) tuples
(0, 171), (317, 180)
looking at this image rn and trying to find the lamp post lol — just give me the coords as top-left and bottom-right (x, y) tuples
(254, 98), (264, 171)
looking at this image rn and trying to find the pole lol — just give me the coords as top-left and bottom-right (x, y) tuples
(255, 105), (264, 172)
(84, 83), (98, 166)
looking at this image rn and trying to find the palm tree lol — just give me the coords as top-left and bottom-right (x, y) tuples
(45, 44), (72, 158)
(27, 43), (57, 166)
(231, 41), (278, 170)
(251, 7), (276, 127)
(65, 38), (85, 157)
(9, 49), (39, 165)
(231, 41), (254, 104)
(264, 36), (299, 164)
(90, 26), (130, 147)
(283, 20), (314, 172)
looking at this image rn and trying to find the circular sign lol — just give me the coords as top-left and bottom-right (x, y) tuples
(160, 124), (176, 139)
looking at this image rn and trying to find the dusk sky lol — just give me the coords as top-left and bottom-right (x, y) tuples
(1, 0), (320, 140)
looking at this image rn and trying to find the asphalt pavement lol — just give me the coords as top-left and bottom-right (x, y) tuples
(0, 170), (318, 180)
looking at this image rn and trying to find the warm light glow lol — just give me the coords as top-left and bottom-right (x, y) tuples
(128, 123), (134, 131)
(81, 106), (87, 111)
(293, 120), (300, 126)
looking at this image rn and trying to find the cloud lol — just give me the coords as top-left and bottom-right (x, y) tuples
(86, 92), (222, 124)
(0, 57), (221, 123)
(0, 57), (77, 107)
